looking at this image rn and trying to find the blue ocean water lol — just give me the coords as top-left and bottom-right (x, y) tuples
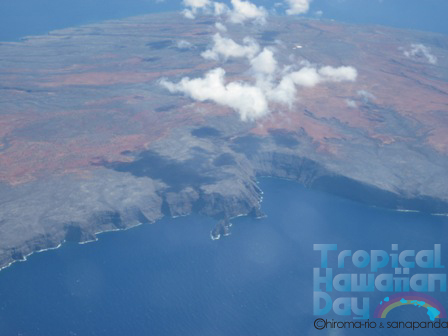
(0, 178), (446, 335)
(1, 0), (448, 41)
(308, 0), (448, 34)
(0, 0), (178, 42)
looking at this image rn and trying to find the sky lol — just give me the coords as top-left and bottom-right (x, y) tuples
(0, 0), (447, 42)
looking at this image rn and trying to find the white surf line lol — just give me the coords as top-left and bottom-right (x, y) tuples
(0, 219), (159, 272)
(0, 242), (63, 272)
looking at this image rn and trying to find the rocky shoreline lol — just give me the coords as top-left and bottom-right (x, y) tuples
(1, 145), (448, 271)
(1, 12), (448, 271)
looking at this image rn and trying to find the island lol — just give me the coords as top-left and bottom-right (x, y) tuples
(0, 12), (447, 270)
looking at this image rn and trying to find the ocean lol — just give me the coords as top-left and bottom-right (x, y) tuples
(1, 0), (448, 42)
(0, 178), (446, 335)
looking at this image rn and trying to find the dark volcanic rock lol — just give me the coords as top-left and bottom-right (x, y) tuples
(106, 150), (218, 192)
(0, 12), (448, 270)
(191, 127), (222, 138)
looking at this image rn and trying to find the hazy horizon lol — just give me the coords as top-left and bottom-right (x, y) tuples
(1, 0), (448, 42)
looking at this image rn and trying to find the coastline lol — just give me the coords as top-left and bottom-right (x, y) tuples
(1, 174), (447, 273)
(1, 12), (448, 274)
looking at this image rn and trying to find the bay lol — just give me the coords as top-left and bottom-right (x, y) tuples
(0, 178), (447, 335)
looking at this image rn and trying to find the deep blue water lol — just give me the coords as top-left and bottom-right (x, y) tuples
(309, 0), (448, 35)
(0, 178), (447, 335)
(1, 0), (447, 41)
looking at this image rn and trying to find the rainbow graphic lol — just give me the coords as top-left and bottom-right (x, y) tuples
(374, 293), (447, 321)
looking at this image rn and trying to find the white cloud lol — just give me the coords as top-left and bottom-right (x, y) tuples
(266, 65), (357, 105)
(267, 76), (297, 105)
(176, 40), (194, 50)
(182, 9), (196, 19)
(162, 32), (358, 121)
(182, 0), (210, 18)
(181, 0), (268, 24)
(228, 0), (268, 24)
(201, 33), (260, 61)
(357, 90), (375, 103)
(318, 66), (358, 82)
(285, 0), (312, 15)
(161, 61), (357, 120)
(346, 99), (357, 108)
(160, 68), (269, 121)
(288, 66), (321, 87)
(403, 43), (437, 65)
(213, 2), (229, 15)
(215, 22), (227, 32)
(250, 48), (278, 76)
(182, 0), (227, 18)
(183, 0), (210, 7)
